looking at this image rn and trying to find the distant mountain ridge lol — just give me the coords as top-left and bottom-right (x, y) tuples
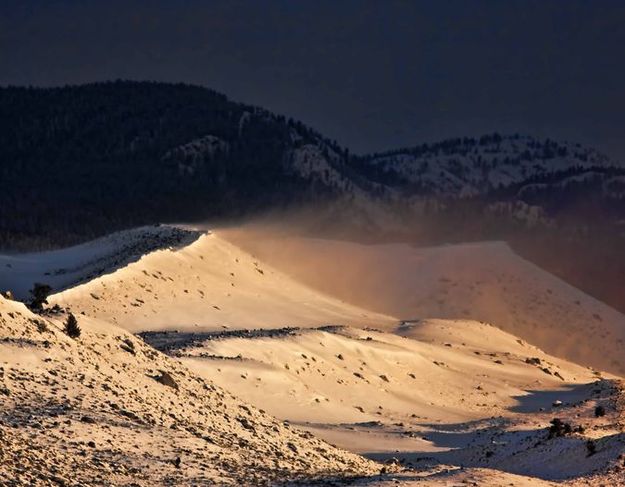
(1, 80), (624, 249)
(355, 133), (616, 196)
(0, 81), (357, 248)
(350, 133), (625, 229)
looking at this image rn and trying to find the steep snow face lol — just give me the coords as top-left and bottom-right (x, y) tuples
(162, 135), (230, 176)
(0, 226), (202, 300)
(288, 144), (346, 186)
(286, 142), (393, 208)
(287, 143), (368, 196)
(361, 135), (616, 197)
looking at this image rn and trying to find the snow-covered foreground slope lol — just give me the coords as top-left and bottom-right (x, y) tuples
(222, 229), (625, 377)
(3, 225), (625, 485)
(0, 225), (201, 301)
(48, 231), (394, 332)
(147, 319), (625, 485)
(0, 295), (382, 485)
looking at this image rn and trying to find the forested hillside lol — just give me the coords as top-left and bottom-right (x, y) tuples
(0, 81), (360, 248)
(3, 81), (625, 250)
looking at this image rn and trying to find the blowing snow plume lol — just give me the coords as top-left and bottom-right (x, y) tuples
(219, 218), (625, 377)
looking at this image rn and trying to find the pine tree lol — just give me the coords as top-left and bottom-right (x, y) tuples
(29, 283), (52, 313)
(64, 313), (81, 338)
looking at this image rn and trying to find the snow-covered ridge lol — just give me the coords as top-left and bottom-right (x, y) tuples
(0, 225), (203, 300)
(358, 134), (619, 198)
(162, 134), (230, 176)
(286, 143), (360, 193)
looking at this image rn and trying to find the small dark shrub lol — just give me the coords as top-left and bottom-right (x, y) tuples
(586, 440), (597, 456)
(548, 418), (572, 439)
(120, 338), (136, 355)
(594, 405), (606, 417)
(35, 320), (48, 333)
(29, 283), (52, 312)
(64, 313), (81, 338)
(155, 370), (178, 390)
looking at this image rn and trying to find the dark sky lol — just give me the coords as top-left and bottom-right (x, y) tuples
(2, 0), (625, 159)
